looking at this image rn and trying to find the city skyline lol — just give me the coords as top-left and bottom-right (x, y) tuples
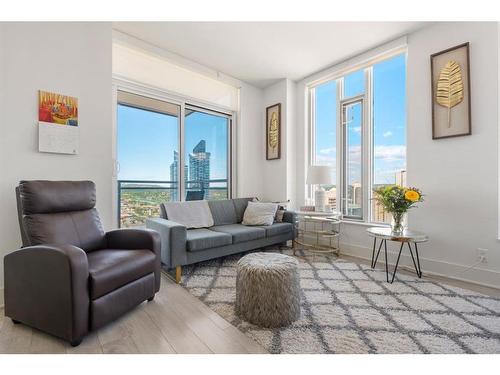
(170, 140), (213, 200)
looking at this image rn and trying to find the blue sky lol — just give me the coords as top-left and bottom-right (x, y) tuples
(117, 106), (228, 182)
(315, 53), (406, 185)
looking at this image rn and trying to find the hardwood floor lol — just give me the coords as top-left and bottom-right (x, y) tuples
(0, 274), (267, 354)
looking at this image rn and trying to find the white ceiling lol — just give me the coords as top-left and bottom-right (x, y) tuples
(113, 22), (427, 88)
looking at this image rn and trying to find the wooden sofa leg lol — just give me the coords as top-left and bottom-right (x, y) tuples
(175, 266), (181, 284)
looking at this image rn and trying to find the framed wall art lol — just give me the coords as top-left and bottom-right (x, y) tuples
(430, 42), (471, 139)
(266, 103), (281, 160)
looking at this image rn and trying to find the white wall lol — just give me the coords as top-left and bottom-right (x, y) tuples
(286, 79), (297, 209)
(262, 80), (288, 202)
(295, 22), (500, 287)
(262, 79), (297, 206)
(237, 82), (265, 198)
(406, 22), (499, 287)
(0, 23), (113, 299)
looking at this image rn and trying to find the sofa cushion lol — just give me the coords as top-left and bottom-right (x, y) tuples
(186, 228), (232, 252)
(242, 201), (278, 226)
(210, 224), (266, 243)
(208, 200), (238, 225)
(258, 222), (294, 237)
(87, 249), (156, 299)
(232, 198), (254, 223)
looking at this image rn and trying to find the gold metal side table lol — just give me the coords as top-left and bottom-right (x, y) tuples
(293, 211), (342, 255)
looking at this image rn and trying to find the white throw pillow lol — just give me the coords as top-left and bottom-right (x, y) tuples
(242, 201), (278, 226)
(163, 200), (214, 229)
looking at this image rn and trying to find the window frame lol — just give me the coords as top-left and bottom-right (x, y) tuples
(113, 80), (236, 227)
(340, 94), (365, 221)
(308, 50), (406, 225)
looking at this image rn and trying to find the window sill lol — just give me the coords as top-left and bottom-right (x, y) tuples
(341, 220), (389, 228)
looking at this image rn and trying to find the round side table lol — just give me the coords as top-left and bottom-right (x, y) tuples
(366, 227), (428, 283)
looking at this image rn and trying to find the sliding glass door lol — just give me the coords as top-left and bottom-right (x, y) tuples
(117, 91), (233, 227)
(117, 91), (180, 227)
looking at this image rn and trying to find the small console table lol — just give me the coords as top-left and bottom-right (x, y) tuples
(293, 211), (342, 255)
(366, 227), (428, 283)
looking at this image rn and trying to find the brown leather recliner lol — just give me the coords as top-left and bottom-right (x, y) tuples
(4, 180), (161, 346)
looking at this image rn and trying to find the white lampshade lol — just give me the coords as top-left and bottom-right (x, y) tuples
(306, 165), (332, 185)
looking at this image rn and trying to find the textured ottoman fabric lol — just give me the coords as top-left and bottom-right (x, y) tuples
(236, 252), (300, 328)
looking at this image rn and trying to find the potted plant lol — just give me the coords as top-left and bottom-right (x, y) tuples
(372, 185), (424, 233)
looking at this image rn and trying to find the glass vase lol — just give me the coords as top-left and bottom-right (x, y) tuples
(390, 212), (407, 234)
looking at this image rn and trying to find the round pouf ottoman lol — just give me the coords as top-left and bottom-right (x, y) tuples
(235, 252), (300, 328)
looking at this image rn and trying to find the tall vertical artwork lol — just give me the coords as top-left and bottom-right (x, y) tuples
(38, 90), (79, 154)
(266, 103), (281, 160)
(430, 43), (471, 139)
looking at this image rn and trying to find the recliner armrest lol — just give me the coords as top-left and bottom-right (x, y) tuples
(106, 228), (161, 291)
(146, 218), (187, 269)
(106, 228), (160, 252)
(4, 244), (89, 343)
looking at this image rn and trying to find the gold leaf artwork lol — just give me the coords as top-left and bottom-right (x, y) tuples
(268, 111), (279, 149)
(436, 60), (464, 128)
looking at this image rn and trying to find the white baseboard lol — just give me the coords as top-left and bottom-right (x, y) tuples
(339, 242), (500, 290)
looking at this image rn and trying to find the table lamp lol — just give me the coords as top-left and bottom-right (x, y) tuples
(306, 165), (332, 212)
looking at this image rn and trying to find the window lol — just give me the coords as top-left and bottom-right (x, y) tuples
(184, 107), (230, 201)
(344, 69), (365, 98)
(310, 52), (407, 223)
(313, 81), (337, 209)
(341, 98), (363, 219)
(117, 91), (233, 227)
(372, 54), (407, 223)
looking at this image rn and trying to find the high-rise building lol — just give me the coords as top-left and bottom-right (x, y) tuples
(170, 151), (178, 183)
(189, 140), (211, 198)
(326, 187), (337, 210)
(396, 169), (407, 186)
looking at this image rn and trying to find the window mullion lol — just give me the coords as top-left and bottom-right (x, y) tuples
(179, 102), (186, 201)
(336, 78), (343, 214)
(364, 67), (373, 223)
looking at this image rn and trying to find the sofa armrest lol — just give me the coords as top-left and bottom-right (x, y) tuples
(146, 218), (187, 269)
(4, 244), (89, 343)
(106, 228), (162, 291)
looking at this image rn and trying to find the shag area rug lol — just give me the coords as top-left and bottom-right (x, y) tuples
(179, 248), (500, 354)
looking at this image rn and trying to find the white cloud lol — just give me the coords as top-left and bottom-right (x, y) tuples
(374, 145), (406, 162)
(316, 145), (405, 166)
(383, 131), (393, 138)
(315, 155), (336, 164)
(319, 147), (336, 155)
(352, 126), (361, 134)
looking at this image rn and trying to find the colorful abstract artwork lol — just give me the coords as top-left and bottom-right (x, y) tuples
(38, 90), (78, 126)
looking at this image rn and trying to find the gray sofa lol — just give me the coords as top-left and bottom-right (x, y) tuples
(146, 198), (296, 283)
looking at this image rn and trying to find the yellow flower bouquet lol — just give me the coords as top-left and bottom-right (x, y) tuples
(372, 185), (424, 233)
